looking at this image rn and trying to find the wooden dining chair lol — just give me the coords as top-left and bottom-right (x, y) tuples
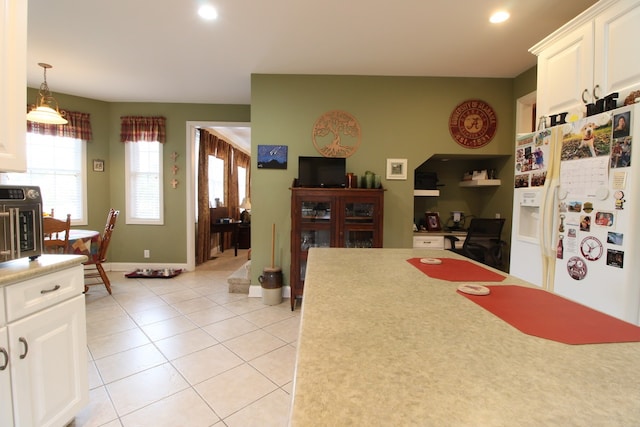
(43, 214), (71, 254)
(84, 209), (119, 294)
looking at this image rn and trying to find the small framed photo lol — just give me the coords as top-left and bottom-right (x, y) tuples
(386, 158), (407, 180)
(93, 159), (105, 172)
(425, 212), (442, 231)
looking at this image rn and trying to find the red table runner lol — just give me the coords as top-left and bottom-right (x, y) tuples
(459, 285), (640, 345)
(407, 257), (506, 282)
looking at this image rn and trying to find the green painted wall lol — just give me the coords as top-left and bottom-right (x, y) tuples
(28, 87), (250, 264)
(28, 66), (536, 273)
(250, 72), (534, 286)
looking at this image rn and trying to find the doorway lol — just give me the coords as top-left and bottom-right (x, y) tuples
(185, 121), (251, 270)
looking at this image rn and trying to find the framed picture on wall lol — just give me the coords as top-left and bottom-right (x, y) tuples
(386, 158), (407, 180)
(257, 145), (288, 169)
(93, 159), (105, 172)
(426, 212), (442, 231)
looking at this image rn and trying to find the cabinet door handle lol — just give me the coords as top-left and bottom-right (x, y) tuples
(40, 284), (61, 294)
(19, 337), (28, 359)
(0, 347), (8, 370)
(593, 85), (601, 100)
(582, 89), (590, 104)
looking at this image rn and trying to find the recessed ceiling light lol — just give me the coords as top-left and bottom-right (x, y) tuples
(198, 5), (218, 20)
(489, 11), (510, 24)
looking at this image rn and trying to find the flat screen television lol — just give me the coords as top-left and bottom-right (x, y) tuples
(297, 156), (346, 188)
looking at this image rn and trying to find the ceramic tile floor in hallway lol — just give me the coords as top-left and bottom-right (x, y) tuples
(72, 249), (301, 427)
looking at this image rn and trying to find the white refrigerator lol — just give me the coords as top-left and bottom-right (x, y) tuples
(511, 104), (640, 325)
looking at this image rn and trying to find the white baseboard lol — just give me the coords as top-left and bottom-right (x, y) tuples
(108, 262), (189, 272)
(106, 263), (291, 299)
(248, 285), (291, 298)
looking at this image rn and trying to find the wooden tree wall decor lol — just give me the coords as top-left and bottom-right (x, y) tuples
(312, 110), (361, 158)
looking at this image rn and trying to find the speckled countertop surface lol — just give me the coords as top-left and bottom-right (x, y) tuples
(0, 254), (88, 287)
(289, 248), (640, 426)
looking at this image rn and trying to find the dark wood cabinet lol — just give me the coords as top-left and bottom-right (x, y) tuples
(290, 187), (384, 310)
(238, 224), (251, 249)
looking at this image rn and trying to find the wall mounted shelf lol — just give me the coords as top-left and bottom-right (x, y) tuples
(413, 189), (440, 196)
(459, 179), (501, 187)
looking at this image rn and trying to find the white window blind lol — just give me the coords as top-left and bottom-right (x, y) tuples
(0, 133), (87, 224)
(125, 140), (163, 224)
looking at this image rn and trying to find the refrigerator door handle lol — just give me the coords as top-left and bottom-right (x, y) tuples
(540, 179), (559, 291)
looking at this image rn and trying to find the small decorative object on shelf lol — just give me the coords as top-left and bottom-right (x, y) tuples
(425, 212), (442, 231)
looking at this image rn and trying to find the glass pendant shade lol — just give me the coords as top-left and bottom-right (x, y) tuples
(26, 63), (68, 125)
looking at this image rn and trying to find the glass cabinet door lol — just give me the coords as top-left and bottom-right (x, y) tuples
(300, 229), (331, 251)
(344, 230), (374, 248)
(300, 200), (332, 223)
(344, 202), (374, 224)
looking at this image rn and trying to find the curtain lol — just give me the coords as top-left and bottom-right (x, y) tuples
(196, 130), (212, 265)
(120, 116), (166, 143)
(195, 129), (251, 265)
(26, 108), (93, 141)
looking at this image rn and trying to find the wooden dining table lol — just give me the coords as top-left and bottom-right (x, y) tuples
(66, 229), (102, 263)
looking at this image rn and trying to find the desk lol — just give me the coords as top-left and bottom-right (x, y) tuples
(210, 221), (239, 257)
(290, 248), (640, 425)
(67, 230), (101, 263)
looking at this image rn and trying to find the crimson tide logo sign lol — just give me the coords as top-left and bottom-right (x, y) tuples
(448, 99), (498, 149)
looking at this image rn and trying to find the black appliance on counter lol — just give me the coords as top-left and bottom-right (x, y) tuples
(0, 185), (43, 262)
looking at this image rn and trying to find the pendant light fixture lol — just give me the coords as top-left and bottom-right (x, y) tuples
(26, 63), (68, 125)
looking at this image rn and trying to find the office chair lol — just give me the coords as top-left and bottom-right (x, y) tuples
(446, 218), (506, 270)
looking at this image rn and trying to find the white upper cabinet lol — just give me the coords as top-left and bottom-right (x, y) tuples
(531, 0), (640, 121)
(534, 22), (594, 120)
(593, 0), (640, 100)
(0, 0), (27, 172)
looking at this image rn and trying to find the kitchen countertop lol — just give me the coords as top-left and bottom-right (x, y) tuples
(289, 248), (640, 426)
(0, 254), (88, 287)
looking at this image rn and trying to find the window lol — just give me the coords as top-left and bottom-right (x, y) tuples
(0, 133), (87, 224)
(238, 165), (247, 204)
(125, 140), (163, 224)
(208, 156), (224, 206)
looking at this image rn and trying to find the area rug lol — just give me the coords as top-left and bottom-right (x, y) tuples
(407, 257), (506, 282)
(459, 285), (640, 345)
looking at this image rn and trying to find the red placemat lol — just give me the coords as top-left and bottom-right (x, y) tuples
(459, 285), (640, 345)
(407, 257), (506, 282)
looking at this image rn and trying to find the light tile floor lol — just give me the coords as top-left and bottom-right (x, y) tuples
(72, 249), (300, 427)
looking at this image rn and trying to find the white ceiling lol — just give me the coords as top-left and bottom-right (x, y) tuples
(26, 0), (598, 149)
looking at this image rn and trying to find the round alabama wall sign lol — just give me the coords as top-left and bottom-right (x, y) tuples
(448, 99), (498, 149)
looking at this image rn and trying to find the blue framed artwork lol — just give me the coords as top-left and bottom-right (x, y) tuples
(257, 145), (288, 169)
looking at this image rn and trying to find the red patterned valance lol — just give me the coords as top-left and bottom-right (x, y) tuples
(26, 107), (93, 141)
(120, 116), (166, 143)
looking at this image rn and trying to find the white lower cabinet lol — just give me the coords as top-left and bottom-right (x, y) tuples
(413, 235), (445, 249)
(1, 326), (14, 427)
(413, 234), (466, 250)
(3, 264), (88, 427)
